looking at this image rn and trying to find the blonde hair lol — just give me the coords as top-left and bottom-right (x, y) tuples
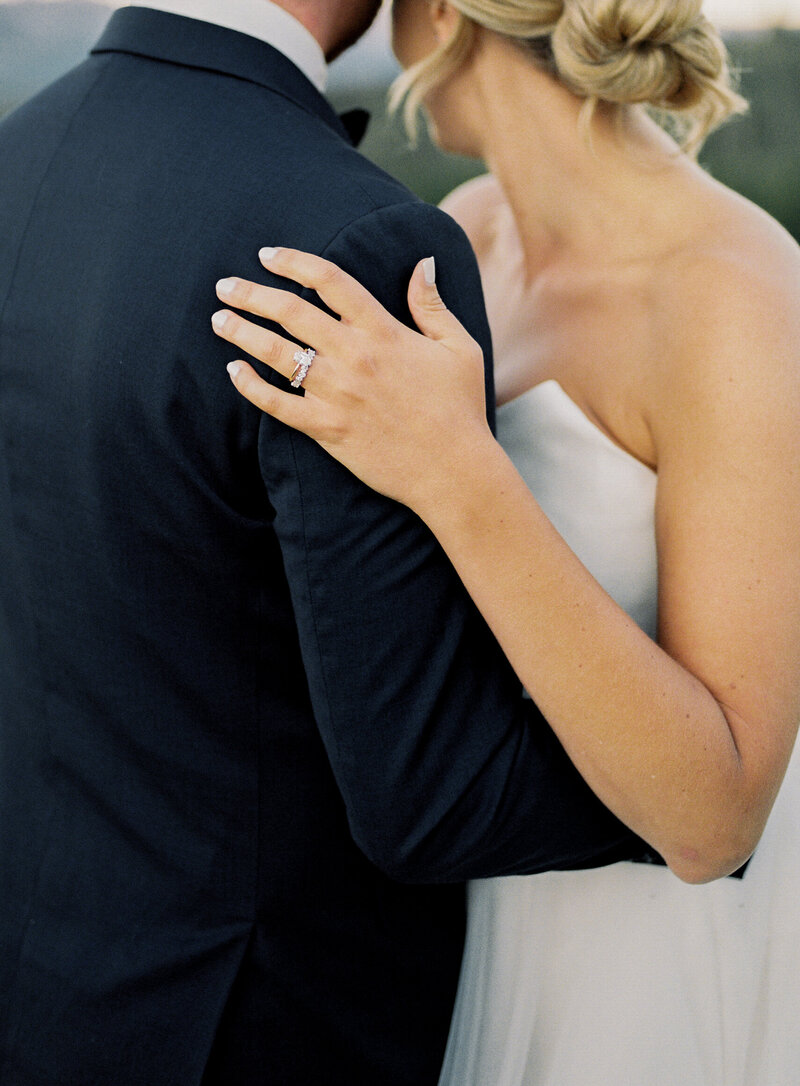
(391, 0), (748, 156)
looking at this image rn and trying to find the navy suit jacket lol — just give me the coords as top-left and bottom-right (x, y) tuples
(0, 9), (642, 1084)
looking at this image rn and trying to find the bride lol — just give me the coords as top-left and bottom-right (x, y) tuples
(212, 0), (800, 1081)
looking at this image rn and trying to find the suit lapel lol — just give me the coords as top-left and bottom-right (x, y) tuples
(91, 7), (356, 146)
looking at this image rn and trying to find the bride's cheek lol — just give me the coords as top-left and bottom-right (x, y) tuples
(391, 0), (436, 69)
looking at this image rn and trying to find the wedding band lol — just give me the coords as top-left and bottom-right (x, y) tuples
(290, 347), (316, 389)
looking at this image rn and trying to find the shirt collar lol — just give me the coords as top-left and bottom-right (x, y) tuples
(127, 0), (328, 92)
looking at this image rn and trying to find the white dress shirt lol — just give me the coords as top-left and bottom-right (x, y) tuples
(127, 0), (328, 91)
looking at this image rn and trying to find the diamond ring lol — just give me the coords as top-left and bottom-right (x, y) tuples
(290, 347), (316, 389)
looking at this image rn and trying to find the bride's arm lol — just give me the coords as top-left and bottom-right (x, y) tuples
(213, 245), (800, 884)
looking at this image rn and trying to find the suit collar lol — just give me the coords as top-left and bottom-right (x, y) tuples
(91, 7), (354, 145)
(125, 0), (328, 92)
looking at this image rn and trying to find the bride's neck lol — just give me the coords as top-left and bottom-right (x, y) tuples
(459, 38), (701, 278)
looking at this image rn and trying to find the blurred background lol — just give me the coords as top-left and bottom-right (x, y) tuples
(1, 1), (799, 240)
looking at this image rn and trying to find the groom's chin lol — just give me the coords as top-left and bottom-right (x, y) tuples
(326, 1), (384, 62)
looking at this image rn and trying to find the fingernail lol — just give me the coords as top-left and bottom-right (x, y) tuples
(227, 361), (242, 378)
(423, 256), (436, 286)
(259, 247), (280, 263)
(211, 310), (229, 331)
(216, 278), (237, 297)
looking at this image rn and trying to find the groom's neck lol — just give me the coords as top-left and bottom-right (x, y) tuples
(273, 0), (382, 61)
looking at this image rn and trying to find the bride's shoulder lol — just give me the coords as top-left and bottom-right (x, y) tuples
(670, 196), (800, 346)
(438, 174), (507, 260)
(654, 195), (800, 414)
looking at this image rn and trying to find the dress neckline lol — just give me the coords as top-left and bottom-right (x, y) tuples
(498, 379), (656, 479)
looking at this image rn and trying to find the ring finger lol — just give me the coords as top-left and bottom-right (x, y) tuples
(211, 309), (323, 391)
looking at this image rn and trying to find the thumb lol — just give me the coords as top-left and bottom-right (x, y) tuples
(407, 256), (467, 343)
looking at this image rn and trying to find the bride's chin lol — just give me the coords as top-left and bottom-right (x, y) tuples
(425, 112), (479, 159)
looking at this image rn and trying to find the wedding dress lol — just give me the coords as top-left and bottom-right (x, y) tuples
(439, 379), (800, 1086)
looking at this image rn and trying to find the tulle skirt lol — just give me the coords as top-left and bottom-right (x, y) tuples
(439, 744), (800, 1086)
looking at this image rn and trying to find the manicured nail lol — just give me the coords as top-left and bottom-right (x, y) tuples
(423, 256), (436, 286)
(211, 310), (229, 331)
(216, 278), (237, 297)
(259, 247), (280, 263)
(227, 361), (242, 378)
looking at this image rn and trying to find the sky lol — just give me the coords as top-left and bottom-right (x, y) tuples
(705, 0), (800, 24)
(2, 0), (800, 25)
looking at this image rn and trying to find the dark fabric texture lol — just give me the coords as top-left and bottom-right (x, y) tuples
(0, 9), (643, 1084)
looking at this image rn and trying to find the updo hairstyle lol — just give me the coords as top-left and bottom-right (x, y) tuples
(391, 0), (748, 156)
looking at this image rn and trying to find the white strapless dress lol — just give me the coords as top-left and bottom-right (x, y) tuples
(439, 381), (800, 1086)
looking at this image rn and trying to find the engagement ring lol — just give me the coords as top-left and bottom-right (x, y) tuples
(290, 347), (316, 389)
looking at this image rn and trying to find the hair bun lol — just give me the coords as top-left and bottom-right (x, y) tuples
(553, 0), (715, 107)
(391, 0), (747, 157)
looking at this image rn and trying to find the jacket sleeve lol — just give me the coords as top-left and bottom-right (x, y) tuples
(258, 199), (645, 882)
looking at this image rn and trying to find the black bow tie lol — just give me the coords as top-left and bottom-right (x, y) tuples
(338, 108), (371, 147)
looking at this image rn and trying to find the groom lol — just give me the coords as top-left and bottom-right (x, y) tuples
(0, 2), (642, 1083)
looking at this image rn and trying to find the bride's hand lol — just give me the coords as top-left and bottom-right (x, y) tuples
(212, 247), (494, 513)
